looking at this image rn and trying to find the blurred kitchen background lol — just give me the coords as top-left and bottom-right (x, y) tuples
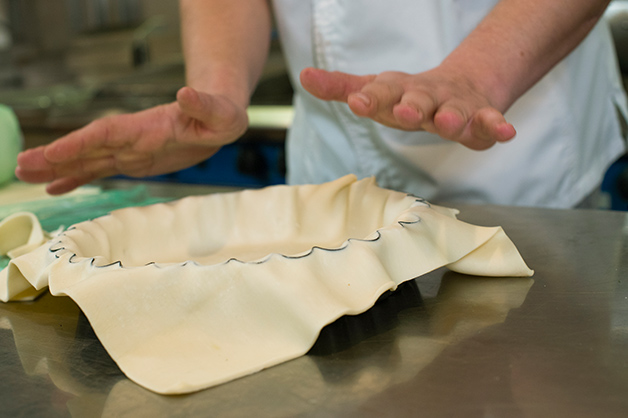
(0, 0), (292, 189)
(2, 0), (628, 206)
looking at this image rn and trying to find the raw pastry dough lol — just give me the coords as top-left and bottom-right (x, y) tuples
(0, 212), (53, 301)
(0, 175), (533, 394)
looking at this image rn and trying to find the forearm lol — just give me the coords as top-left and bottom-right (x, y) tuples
(179, 0), (272, 108)
(441, 0), (611, 111)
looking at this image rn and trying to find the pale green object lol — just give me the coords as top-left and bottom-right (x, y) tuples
(0, 104), (22, 186)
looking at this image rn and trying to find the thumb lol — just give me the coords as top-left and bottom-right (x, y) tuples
(176, 87), (247, 130)
(300, 67), (375, 102)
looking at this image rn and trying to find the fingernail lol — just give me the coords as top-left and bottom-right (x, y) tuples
(352, 93), (371, 107)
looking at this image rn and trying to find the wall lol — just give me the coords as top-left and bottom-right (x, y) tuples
(6, 0), (182, 87)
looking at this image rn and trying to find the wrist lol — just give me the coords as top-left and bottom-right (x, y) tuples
(186, 64), (253, 110)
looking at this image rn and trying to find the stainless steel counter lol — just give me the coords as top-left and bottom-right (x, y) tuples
(1, 198), (628, 417)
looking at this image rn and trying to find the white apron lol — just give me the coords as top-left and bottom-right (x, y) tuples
(271, 0), (627, 208)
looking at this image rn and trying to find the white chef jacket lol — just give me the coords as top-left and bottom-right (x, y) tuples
(271, 0), (628, 208)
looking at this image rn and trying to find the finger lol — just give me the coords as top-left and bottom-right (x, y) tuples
(496, 122), (517, 141)
(16, 146), (63, 183)
(346, 83), (406, 128)
(16, 146), (52, 171)
(470, 107), (516, 143)
(61, 156), (118, 179)
(17, 154), (118, 184)
(392, 90), (438, 130)
(300, 67), (375, 102)
(15, 166), (56, 183)
(45, 172), (108, 195)
(43, 114), (144, 164)
(43, 131), (88, 164)
(433, 105), (469, 140)
(44, 163), (120, 195)
(46, 177), (84, 195)
(176, 87), (247, 138)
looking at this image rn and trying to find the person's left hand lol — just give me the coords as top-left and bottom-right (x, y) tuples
(300, 67), (516, 150)
(15, 87), (248, 195)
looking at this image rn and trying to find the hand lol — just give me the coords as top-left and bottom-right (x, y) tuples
(15, 87), (248, 195)
(300, 67), (516, 150)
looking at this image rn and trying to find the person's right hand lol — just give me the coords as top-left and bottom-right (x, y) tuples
(15, 87), (248, 195)
(300, 67), (516, 151)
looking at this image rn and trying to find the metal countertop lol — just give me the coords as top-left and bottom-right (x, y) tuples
(1, 195), (628, 417)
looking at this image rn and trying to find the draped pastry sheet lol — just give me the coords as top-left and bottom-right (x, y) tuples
(0, 175), (533, 394)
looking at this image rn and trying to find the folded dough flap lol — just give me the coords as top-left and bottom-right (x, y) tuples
(0, 212), (53, 302)
(391, 204), (533, 279)
(446, 226), (534, 277)
(0, 212), (47, 257)
(1, 243), (55, 302)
